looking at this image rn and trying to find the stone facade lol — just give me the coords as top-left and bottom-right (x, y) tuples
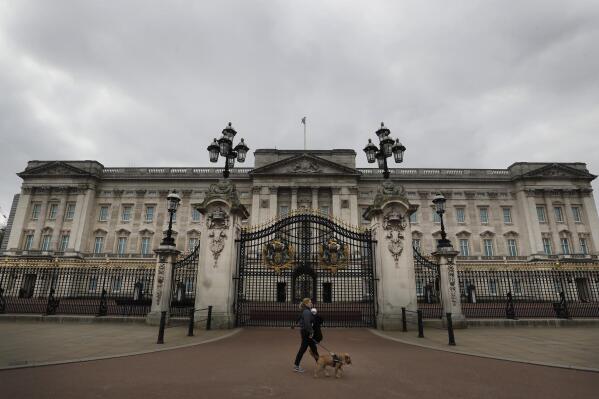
(2, 150), (598, 263)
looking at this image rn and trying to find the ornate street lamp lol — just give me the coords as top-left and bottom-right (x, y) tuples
(161, 190), (181, 246)
(432, 193), (452, 248)
(207, 122), (249, 178)
(363, 122), (406, 178)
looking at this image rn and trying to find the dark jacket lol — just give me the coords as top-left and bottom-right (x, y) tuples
(312, 314), (323, 342)
(298, 308), (314, 334)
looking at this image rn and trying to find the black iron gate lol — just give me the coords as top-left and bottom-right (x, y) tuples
(170, 244), (199, 317)
(413, 247), (442, 318)
(235, 213), (376, 327)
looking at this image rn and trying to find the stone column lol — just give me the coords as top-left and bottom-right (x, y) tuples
(5, 189), (31, 253)
(194, 180), (249, 329)
(432, 245), (466, 327)
(364, 182), (418, 330)
(516, 189), (544, 257)
(311, 187), (319, 211)
(146, 245), (181, 325)
(349, 186), (359, 226)
(581, 190), (599, 253)
(250, 187), (261, 225)
(70, 186), (97, 255)
(269, 187), (278, 219)
(291, 188), (298, 211)
(332, 187), (341, 218)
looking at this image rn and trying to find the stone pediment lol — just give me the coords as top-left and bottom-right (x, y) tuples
(18, 161), (102, 179)
(520, 163), (595, 180)
(249, 154), (359, 176)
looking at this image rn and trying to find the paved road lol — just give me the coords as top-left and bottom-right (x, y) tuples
(1, 328), (597, 399)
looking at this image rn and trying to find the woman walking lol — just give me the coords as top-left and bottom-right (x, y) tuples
(293, 298), (319, 373)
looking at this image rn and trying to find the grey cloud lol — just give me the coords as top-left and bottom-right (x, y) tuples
(1, 0), (599, 216)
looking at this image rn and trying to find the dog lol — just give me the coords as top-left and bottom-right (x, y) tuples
(314, 352), (352, 378)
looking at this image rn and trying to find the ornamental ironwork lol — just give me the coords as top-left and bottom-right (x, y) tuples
(318, 237), (349, 272)
(262, 237), (295, 274)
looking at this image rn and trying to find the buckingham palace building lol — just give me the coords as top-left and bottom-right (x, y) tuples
(1, 147), (598, 327)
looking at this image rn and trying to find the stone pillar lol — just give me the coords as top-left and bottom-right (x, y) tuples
(194, 180), (249, 329)
(582, 190), (599, 254)
(432, 245), (466, 327)
(332, 187), (341, 218)
(349, 186), (359, 226)
(5, 189), (31, 253)
(250, 187), (261, 225)
(364, 182), (418, 330)
(146, 245), (181, 325)
(291, 188), (298, 211)
(269, 187), (278, 219)
(516, 189), (544, 257)
(70, 186), (97, 255)
(311, 187), (319, 211)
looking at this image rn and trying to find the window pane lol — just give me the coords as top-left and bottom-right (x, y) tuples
(24, 235), (34, 250)
(94, 237), (104, 253)
(572, 206), (582, 222)
(118, 237), (127, 254)
(191, 208), (201, 221)
(580, 238), (588, 255)
(122, 206), (131, 221)
(65, 203), (76, 220)
(141, 237), (151, 255)
(145, 206), (154, 222)
(484, 239), (493, 256)
(48, 204), (58, 220)
(543, 238), (553, 255)
(536, 206), (546, 223)
(59, 235), (69, 251)
(99, 206), (109, 221)
(432, 210), (441, 223)
(479, 208), (489, 224)
(409, 212), (417, 224)
(560, 238), (570, 255)
(459, 239), (469, 256)
(31, 204), (41, 220)
(507, 239), (518, 256)
(41, 235), (51, 251)
(554, 207), (563, 223)
(413, 239), (421, 250)
(456, 208), (465, 223)
(503, 208), (512, 223)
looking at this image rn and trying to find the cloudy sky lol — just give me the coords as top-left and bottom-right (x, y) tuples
(1, 0), (599, 223)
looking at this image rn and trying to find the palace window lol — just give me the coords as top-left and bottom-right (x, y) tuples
(572, 206), (582, 223)
(59, 234), (70, 251)
(579, 237), (588, 255)
(479, 207), (489, 224)
(94, 236), (104, 254)
(483, 239), (494, 256)
(507, 239), (518, 257)
(41, 234), (52, 251)
(560, 238), (570, 255)
(554, 207), (564, 223)
(48, 203), (58, 220)
(121, 206), (132, 222)
(459, 239), (470, 256)
(188, 237), (199, 252)
(24, 234), (34, 250)
(31, 203), (41, 220)
(409, 211), (417, 224)
(145, 206), (155, 222)
(543, 237), (553, 255)
(99, 206), (109, 221)
(117, 237), (128, 255)
(536, 206), (546, 223)
(413, 239), (421, 251)
(64, 203), (76, 221)
(191, 207), (201, 222)
(319, 206), (329, 216)
(141, 237), (151, 255)
(279, 205), (289, 216)
(502, 207), (512, 224)
(455, 208), (465, 223)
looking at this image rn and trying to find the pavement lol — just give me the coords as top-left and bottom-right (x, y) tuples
(1, 321), (598, 398)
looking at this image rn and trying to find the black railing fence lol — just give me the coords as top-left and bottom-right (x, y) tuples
(458, 268), (599, 319)
(413, 247), (442, 319)
(0, 263), (154, 316)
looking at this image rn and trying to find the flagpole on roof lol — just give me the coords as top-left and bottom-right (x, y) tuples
(301, 116), (307, 150)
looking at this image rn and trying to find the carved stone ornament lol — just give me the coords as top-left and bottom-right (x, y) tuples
(206, 207), (230, 230)
(318, 237), (349, 273)
(383, 208), (407, 267)
(155, 257), (167, 305)
(288, 160), (321, 174)
(262, 237), (295, 274)
(209, 230), (227, 268)
(196, 179), (248, 218)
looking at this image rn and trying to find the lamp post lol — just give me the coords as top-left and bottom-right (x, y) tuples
(161, 190), (181, 246)
(363, 122), (406, 179)
(207, 122), (249, 179)
(432, 193), (452, 248)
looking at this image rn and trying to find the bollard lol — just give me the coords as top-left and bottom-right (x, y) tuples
(401, 307), (407, 332)
(206, 305), (213, 330)
(188, 308), (195, 337)
(417, 310), (424, 338)
(157, 311), (167, 344)
(446, 313), (456, 346)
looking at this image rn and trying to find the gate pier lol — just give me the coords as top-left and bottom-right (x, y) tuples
(364, 181), (419, 330)
(194, 180), (249, 329)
